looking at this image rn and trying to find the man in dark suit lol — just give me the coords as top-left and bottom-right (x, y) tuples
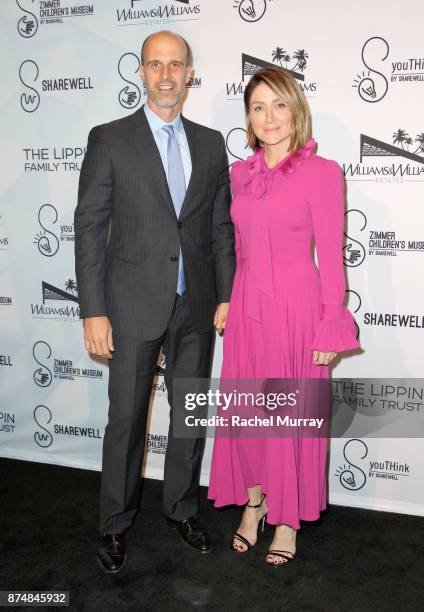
(74, 31), (235, 573)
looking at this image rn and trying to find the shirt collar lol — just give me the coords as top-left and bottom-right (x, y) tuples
(144, 103), (184, 136)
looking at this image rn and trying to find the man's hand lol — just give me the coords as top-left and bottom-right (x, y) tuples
(312, 351), (337, 366)
(214, 303), (229, 335)
(83, 316), (114, 359)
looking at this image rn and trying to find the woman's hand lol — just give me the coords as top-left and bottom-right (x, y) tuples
(312, 350), (337, 366)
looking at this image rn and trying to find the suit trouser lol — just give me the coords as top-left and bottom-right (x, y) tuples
(99, 293), (214, 534)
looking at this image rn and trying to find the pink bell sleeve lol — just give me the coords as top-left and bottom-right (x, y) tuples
(308, 159), (360, 353)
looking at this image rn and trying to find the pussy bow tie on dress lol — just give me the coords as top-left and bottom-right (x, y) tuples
(240, 139), (316, 322)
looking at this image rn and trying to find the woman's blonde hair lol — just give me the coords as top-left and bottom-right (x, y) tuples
(244, 66), (312, 152)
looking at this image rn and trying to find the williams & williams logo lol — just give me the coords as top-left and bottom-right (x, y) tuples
(343, 131), (424, 182)
(33, 340), (103, 387)
(33, 204), (74, 256)
(23, 146), (86, 173)
(19, 59), (94, 113)
(335, 438), (411, 491)
(115, 0), (200, 26)
(33, 404), (101, 448)
(343, 209), (366, 268)
(31, 279), (80, 321)
(353, 36), (424, 103)
(226, 48), (317, 100)
(17, 0), (94, 37)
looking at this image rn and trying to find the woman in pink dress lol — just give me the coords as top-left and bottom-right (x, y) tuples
(208, 67), (360, 566)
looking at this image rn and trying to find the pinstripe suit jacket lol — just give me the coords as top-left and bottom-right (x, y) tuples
(74, 105), (236, 340)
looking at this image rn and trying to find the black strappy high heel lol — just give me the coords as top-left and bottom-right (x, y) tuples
(266, 549), (296, 566)
(231, 493), (267, 553)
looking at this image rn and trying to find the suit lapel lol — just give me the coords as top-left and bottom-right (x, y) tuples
(128, 106), (176, 218)
(180, 116), (201, 219)
(127, 107), (202, 220)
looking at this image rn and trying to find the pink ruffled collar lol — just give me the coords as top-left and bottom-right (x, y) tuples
(241, 138), (316, 198)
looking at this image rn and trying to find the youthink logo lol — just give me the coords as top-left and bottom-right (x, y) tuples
(33, 341), (53, 387)
(352, 37), (389, 103)
(17, 0), (39, 37)
(334, 439), (368, 491)
(226, 127), (250, 163)
(118, 52), (142, 109)
(33, 404), (53, 448)
(19, 60), (40, 113)
(233, 0), (267, 23)
(33, 204), (59, 257)
(345, 289), (362, 342)
(343, 210), (367, 268)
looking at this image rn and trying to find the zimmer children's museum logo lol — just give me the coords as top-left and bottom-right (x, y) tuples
(115, 0), (200, 26)
(226, 49), (317, 100)
(353, 36), (424, 103)
(17, 0), (94, 37)
(33, 340), (103, 387)
(30, 279), (80, 320)
(343, 131), (424, 182)
(19, 59), (94, 113)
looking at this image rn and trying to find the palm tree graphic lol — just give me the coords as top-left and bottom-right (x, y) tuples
(292, 49), (309, 72)
(405, 136), (413, 150)
(392, 129), (409, 149)
(272, 47), (285, 67)
(283, 53), (291, 68)
(414, 132), (424, 155)
(65, 279), (78, 295)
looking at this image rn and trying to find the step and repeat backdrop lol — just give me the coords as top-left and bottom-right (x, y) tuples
(1, 0), (423, 517)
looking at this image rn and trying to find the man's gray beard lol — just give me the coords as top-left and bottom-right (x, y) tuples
(148, 89), (181, 109)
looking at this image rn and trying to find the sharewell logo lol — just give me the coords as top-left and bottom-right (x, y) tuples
(19, 60), (94, 113)
(116, 0), (200, 26)
(226, 50), (317, 99)
(343, 131), (424, 181)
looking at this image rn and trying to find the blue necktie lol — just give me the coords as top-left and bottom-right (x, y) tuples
(162, 124), (186, 295)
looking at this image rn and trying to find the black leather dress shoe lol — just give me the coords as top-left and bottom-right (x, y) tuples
(165, 516), (213, 554)
(97, 534), (126, 574)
